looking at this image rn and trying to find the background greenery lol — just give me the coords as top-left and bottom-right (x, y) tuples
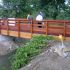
(0, 0), (70, 19)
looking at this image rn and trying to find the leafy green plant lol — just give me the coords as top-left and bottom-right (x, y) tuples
(11, 35), (55, 70)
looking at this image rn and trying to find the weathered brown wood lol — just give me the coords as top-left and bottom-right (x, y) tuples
(46, 21), (48, 35)
(0, 20), (1, 34)
(33, 28), (46, 32)
(48, 28), (64, 36)
(31, 20), (33, 38)
(1, 30), (8, 35)
(7, 20), (9, 35)
(0, 19), (70, 39)
(9, 31), (18, 37)
(0, 25), (1, 34)
(64, 22), (66, 39)
(66, 30), (70, 34)
(18, 20), (20, 37)
(48, 26), (64, 29)
(20, 32), (31, 38)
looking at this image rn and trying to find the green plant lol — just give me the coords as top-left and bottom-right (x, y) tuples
(11, 35), (55, 70)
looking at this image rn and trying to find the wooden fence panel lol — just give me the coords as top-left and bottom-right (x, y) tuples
(0, 19), (70, 38)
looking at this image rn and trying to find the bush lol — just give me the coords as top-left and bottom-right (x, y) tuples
(11, 35), (55, 70)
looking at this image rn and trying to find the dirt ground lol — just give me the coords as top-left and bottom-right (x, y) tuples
(0, 35), (70, 70)
(0, 35), (26, 55)
(0, 41), (18, 55)
(20, 41), (70, 70)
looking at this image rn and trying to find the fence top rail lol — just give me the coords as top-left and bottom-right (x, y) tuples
(0, 18), (70, 23)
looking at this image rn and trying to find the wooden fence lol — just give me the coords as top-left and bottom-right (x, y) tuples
(0, 18), (70, 38)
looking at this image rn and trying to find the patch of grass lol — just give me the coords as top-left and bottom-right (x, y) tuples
(11, 35), (55, 70)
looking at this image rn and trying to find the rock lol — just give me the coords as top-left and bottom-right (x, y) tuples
(0, 35), (13, 42)
(0, 41), (18, 55)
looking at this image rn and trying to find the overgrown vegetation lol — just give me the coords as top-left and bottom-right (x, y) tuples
(11, 35), (55, 70)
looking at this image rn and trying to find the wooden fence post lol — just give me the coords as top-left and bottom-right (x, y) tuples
(64, 22), (66, 40)
(0, 19), (1, 34)
(46, 21), (48, 35)
(7, 19), (9, 35)
(18, 20), (20, 38)
(31, 20), (33, 38)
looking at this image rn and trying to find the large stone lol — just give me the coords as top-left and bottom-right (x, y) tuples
(0, 35), (13, 41)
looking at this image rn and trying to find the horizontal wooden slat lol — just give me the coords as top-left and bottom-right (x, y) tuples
(8, 31), (18, 37)
(1, 30), (8, 35)
(48, 26), (64, 29)
(20, 32), (31, 38)
(33, 28), (46, 32)
(48, 28), (64, 34)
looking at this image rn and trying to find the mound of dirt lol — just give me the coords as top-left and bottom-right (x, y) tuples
(20, 41), (70, 70)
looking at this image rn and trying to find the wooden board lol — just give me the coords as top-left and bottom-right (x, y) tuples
(65, 37), (70, 41)
(1, 30), (8, 35)
(8, 31), (18, 37)
(48, 28), (64, 34)
(20, 32), (32, 38)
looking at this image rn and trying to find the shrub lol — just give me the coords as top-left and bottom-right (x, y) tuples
(11, 35), (55, 70)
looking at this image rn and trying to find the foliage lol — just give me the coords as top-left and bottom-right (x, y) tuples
(11, 35), (55, 70)
(25, 0), (61, 19)
(1, 0), (70, 20)
(56, 5), (70, 20)
(27, 0), (66, 19)
(2, 0), (28, 18)
(41, 0), (65, 19)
